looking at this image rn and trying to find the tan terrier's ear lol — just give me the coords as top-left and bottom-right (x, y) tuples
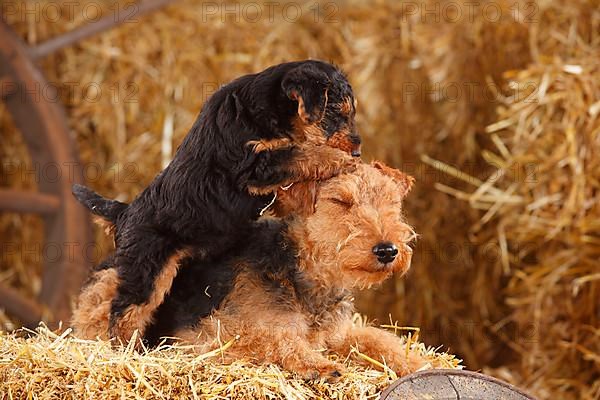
(371, 161), (415, 197)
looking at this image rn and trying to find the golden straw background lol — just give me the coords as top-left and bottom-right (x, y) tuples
(1, 0), (599, 398)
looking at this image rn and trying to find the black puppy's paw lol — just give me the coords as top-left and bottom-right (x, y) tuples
(245, 147), (297, 194)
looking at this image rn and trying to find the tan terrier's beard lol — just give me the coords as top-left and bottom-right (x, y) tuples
(334, 244), (412, 290)
(301, 214), (415, 289)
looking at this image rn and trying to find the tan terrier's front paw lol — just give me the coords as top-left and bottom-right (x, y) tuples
(294, 361), (345, 382)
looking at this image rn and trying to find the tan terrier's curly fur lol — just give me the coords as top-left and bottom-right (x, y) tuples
(71, 268), (119, 341)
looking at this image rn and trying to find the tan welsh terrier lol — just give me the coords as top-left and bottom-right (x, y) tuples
(72, 161), (430, 380)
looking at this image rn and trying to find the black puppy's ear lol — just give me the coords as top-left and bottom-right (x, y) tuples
(281, 65), (330, 125)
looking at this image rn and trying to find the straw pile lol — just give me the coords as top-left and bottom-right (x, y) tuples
(0, 324), (460, 399)
(430, 46), (600, 399)
(418, 1), (600, 398)
(1, 0), (599, 398)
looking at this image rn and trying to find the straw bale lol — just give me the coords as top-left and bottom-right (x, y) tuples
(425, 8), (600, 398)
(0, 324), (460, 399)
(483, 55), (599, 400)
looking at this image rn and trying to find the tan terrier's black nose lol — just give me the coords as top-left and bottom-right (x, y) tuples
(372, 242), (398, 264)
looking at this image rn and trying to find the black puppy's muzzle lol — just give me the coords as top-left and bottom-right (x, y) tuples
(350, 133), (361, 157)
(372, 242), (398, 264)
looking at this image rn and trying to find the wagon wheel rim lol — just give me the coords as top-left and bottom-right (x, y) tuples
(0, 20), (93, 329)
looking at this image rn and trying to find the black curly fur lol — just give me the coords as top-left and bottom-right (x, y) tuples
(143, 218), (298, 346)
(72, 60), (357, 336)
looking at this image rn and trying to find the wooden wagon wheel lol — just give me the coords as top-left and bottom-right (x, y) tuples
(0, 0), (173, 329)
(380, 369), (537, 400)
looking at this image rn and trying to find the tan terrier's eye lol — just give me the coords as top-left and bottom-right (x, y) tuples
(327, 197), (353, 208)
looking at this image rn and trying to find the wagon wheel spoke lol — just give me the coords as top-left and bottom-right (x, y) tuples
(0, 190), (60, 215)
(0, 190), (61, 328)
(0, 76), (16, 99)
(0, 283), (43, 328)
(29, 0), (175, 60)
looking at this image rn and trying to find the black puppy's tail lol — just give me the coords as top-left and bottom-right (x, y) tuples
(72, 184), (128, 227)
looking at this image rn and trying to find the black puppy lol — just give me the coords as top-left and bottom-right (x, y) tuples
(73, 60), (360, 342)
